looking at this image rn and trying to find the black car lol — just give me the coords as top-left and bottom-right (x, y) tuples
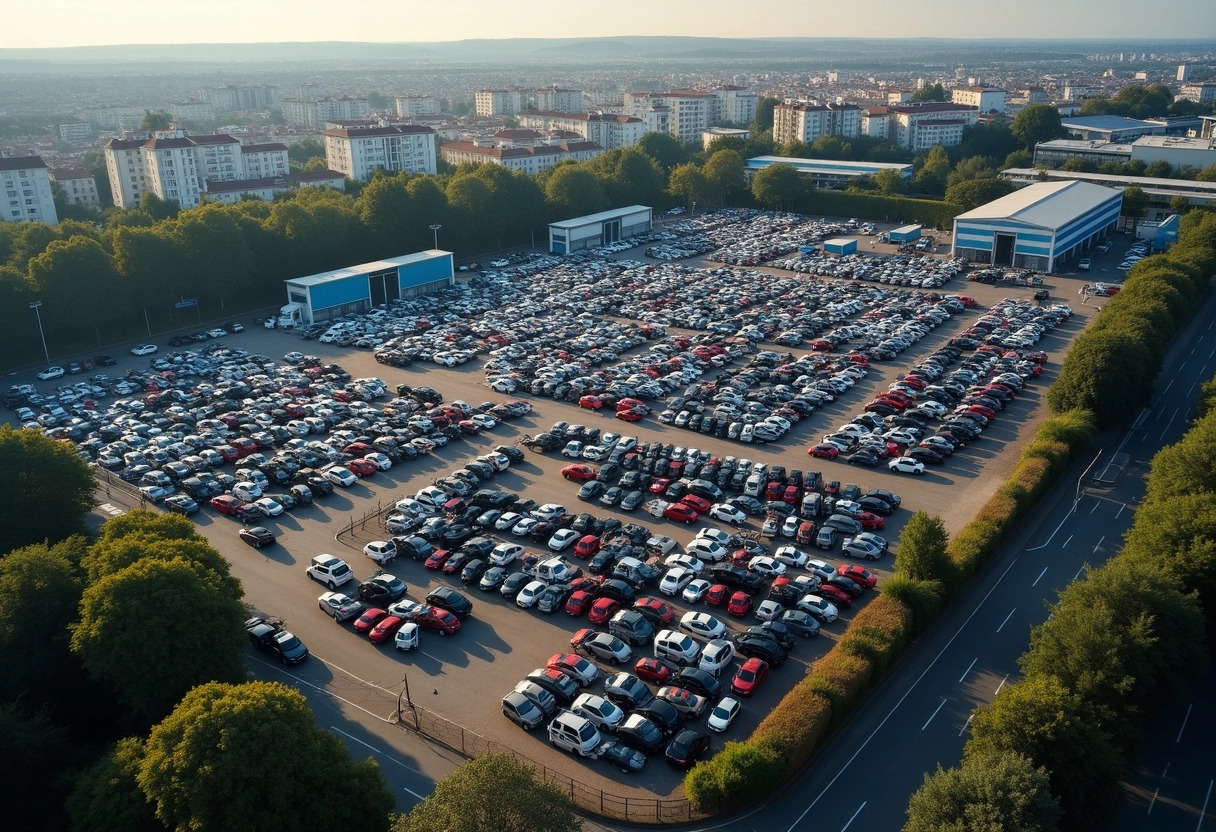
(673, 667), (722, 700)
(526, 668), (577, 705)
(238, 526), (276, 548)
(846, 449), (880, 467)
(393, 536), (434, 561)
(825, 575), (864, 598)
(597, 579), (637, 604)
(459, 558), (488, 586)
(665, 728), (710, 769)
(601, 741), (647, 773)
(634, 700), (682, 736)
(617, 715), (667, 754)
(778, 609), (821, 637)
(729, 495), (765, 517)
(245, 618), (309, 665)
(535, 583), (574, 614)
(588, 549), (619, 576)
(93, 354), (117, 367)
(620, 490), (646, 512)
(750, 621), (797, 651)
(857, 496), (893, 516)
(426, 586), (473, 619)
(707, 564), (764, 593)
(499, 571), (532, 600)
(578, 481), (607, 501)
(734, 633), (786, 666)
(358, 574), (408, 604)
(603, 672), (655, 711)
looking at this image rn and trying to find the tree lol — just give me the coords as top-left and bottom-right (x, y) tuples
(946, 156), (997, 189)
(955, 121), (1019, 164)
(1120, 186), (1150, 221)
(1169, 194), (1191, 215)
(910, 84), (947, 103)
(139, 192), (179, 222)
(904, 751), (1061, 832)
(1046, 330), (1156, 425)
(751, 163), (806, 209)
(139, 681), (394, 832)
(71, 557), (247, 724)
(587, 146), (666, 208)
(26, 235), (124, 332)
(112, 224), (186, 311)
(945, 178), (1016, 211)
(397, 753), (581, 832)
(895, 511), (955, 586)
(543, 165), (608, 218)
(1012, 105), (1067, 150)
(172, 204), (256, 301)
(1196, 163), (1216, 182)
(67, 738), (165, 832)
(873, 167), (909, 195)
(287, 138), (324, 166)
(0, 702), (73, 831)
(913, 146), (951, 196)
(637, 131), (690, 171)
(751, 97), (781, 133)
(684, 740), (786, 812)
(667, 162), (711, 207)
(703, 149), (746, 206)
(140, 110), (171, 131)
(0, 425), (96, 555)
(1144, 159), (1173, 178)
(966, 675), (1121, 830)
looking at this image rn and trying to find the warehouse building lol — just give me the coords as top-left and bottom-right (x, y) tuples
(952, 181), (1122, 272)
(548, 206), (652, 254)
(281, 251), (453, 325)
(744, 155), (912, 189)
(1001, 167), (1216, 221)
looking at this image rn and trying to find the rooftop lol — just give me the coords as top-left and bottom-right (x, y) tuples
(549, 205), (652, 230)
(1060, 115), (1161, 131)
(954, 180), (1122, 231)
(287, 251), (451, 288)
(0, 155), (48, 172)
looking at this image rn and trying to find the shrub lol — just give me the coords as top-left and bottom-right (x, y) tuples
(805, 649), (873, 717)
(880, 576), (946, 632)
(684, 740), (786, 812)
(752, 686), (833, 769)
(837, 594), (913, 673)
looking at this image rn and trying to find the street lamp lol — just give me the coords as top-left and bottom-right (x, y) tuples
(691, 201), (696, 218)
(428, 224), (442, 250)
(29, 301), (50, 366)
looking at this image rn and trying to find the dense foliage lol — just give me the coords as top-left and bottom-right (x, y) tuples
(0, 424), (97, 553)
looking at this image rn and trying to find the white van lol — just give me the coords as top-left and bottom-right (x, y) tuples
(547, 711), (602, 757)
(698, 638), (736, 677)
(394, 622), (419, 651)
(654, 629), (703, 666)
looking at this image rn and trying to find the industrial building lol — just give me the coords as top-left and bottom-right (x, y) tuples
(952, 180), (1122, 272)
(548, 206), (652, 254)
(744, 156), (912, 189)
(1060, 115), (1166, 142)
(1001, 167), (1216, 221)
(281, 251), (454, 325)
(1033, 135), (1216, 171)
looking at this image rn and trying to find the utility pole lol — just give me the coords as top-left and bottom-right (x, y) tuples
(29, 301), (50, 365)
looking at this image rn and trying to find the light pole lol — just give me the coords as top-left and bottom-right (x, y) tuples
(691, 200), (696, 218)
(428, 224), (442, 250)
(29, 301), (50, 366)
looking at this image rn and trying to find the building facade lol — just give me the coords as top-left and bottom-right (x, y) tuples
(744, 155), (912, 189)
(0, 156), (58, 224)
(1178, 83), (1216, 105)
(876, 103), (979, 150)
(322, 124), (437, 181)
(204, 85), (279, 112)
(282, 96), (371, 128)
(396, 96), (440, 117)
(58, 121), (93, 143)
(951, 87), (1007, 113)
(702, 127), (751, 149)
(48, 168), (100, 206)
(440, 139), (604, 176)
(171, 100), (215, 122)
(204, 170), (345, 204)
(624, 92), (709, 142)
(517, 111), (645, 148)
(239, 143), (291, 179)
(772, 102), (862, 145)
(475, 88), (584, 117)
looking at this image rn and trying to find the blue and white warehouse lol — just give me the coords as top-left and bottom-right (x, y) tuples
(283, 250), (453, 325)
(952, 181), (1122, 272)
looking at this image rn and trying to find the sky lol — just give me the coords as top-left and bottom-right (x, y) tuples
(8, 0), (1216, 48)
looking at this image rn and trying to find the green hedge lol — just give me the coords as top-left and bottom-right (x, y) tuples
(792, 190), (963, 229)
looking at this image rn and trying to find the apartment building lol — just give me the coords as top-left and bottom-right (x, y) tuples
(440, 139), (604, 176)
(1, 156), (59, 224)
(58, 122), (93, 143)
(475, 88), (584, 117)
(239, 143), (292, 179)
(772, 102), (862, 145)
(704, 86), (759, 126)
(861, 103), (978, 150)
(203, 84), (279, 113)
(322, 123), (437, 181)
(82, 105), (146, 130)
(516, 111), (645, 148)
(396, 96), (440, 117)
(951, 86), (1007, 113)
(282, 96), (371, 128)
(141, 134), (203, 208)
(48, 168), (100, 206)
(1178, 83), (1216, 105)
(624, 92), (709, 143)
(203, 169), (345, 204)
(171, 100), (216, 122)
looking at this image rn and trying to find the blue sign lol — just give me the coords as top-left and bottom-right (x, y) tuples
(175, 298), (197, 309)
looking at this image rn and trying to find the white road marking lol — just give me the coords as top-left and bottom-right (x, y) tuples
(959, 713), (973, 737)
(995, 675), (1009, 695)
(1177, 703), (1193, 743)
(1027, 500), (1082, 551)
(840, 802), (866, 831)
(1197, 780), (1213, 832)
(959, 657), (978, 683)
(1061, 534), (1073, 549)
(1032, 567), (1048, 587)
(1093, 535), (1105, 553)
(783, 557), (1022, 832)
(921, 698), (947, 731)
(1187, 382), (1197, 398)
(1148, 787), (1159, 815)
(1116, 503), (1126, 519)
(997, 608), (1016, 633)
(1074, 566), (1085, 581)
(329, 727), (428, 800)
(249, 655), (392, 724)
(1090, 501), (1100, 513)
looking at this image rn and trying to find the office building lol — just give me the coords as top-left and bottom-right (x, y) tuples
(517, 111), (645, 148)
(772, 102), (861, 145)
(48, 168), (100, 206)
(1060, 115), (1166, 142)
(951, 86), (1007, 113)
(1, 156), (59, 224)
(440, 139), (604, 176)
(322, 123), (437, 181)
(396, 96), (440, 117)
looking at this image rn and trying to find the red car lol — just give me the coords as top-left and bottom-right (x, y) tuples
(633, 597), (676, 625)
(565, 590), (595, 616)
(838, 564), (878, 589)
(588, 597), (621, 625)
(228, 438), (259, 458)
(648, 477), (672, 494)
(416, 607), (461, 635)
(353, 608), (388, 634)
(726, 591), (753, 618)
(705, 584), (731, 607)
(808, 444), (839, 459)
(368, 615), (405, 644)
(817, 584), (854, 609)
(346, 458), (377, 477)
(425, 549), (453, 570)
(858, 512), (885, 530)
(782, 485), (801, 505)
(343, 441), (374, 456)
(679, 494), (712, 514)
(664, 503), (699, 524)
(209, 495), (245, 516)
(967, 404), (997, 419)
(562, 464), (598, 482)
(573, 535), (600, 558)
(765, 481), (784, 501)
(731, 657), (769, 696)
(616, 408), (645, 422)
(578, 395), (604, 410)
(634, 657), (671, 684)
(617, 398), (647, 412)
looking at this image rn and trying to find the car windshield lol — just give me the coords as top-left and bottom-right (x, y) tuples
(712, 705), (731, 720)
(578, 723), (597, 741)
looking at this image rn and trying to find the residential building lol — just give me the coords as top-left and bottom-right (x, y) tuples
(204, 85), (279, 113)
(881, 103), (979, 150)
(624, 92), (709, 142)
(82, 105), (146, 130)
(239, 143), (291, 179)
(1178, 83), (1216, 105)
(104, 137), (149, 208)
(861, 107), (892, 140)
(517, 111), (645, 148)
(190, 134), (242, 183)
(58, 122), (93, 143)
(440, 139), (605, 176)
(48, 168), (100, 206)
(475, 88), (583, 117)
(396, 96), (440, 117)
(171, 100), (215, 122)
(886, 92), (914, 105)
(744, 155), (912, 189)
(1063, 85), (1099, 101)
(704, 87), (759, 126)
(0, 156), (58, 224)
(203, 169), (346, 204)
(282, 96), (371, 128)
(951, 86), (1007, 113)
(476, 90), (517, 117)
(141, 133), (203, 209)
(702, 127), (751, 149)
(772, 102), (862, 145)
(322, 123), (438, 181)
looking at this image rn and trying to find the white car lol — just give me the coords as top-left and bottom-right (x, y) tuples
(490, 542), (525, 566)
(512, 517), (539, 536)
(682, 579), (712, 604)
(254, 497), (284, 517)
(470, 414), (497, 430)
(755, 599), (784, 622)
(806, 559), (837, 583)
(707, 696), (741, 732)
(516, 580), (547, 608)
(679, 611), (727, 640)
(797, 594), (839, 623)
(232, 481), (262, 501)
(773, 546), (809, 568)
(363, 452), (392, 471)
(563, 441), (584, 458)
(206, 328), (228, 338)
(37, 366), (66, 380)
(780, 515), (800, 538)
(395, 497), (430, 517)
(663, 553), (705, 575)
(888, 457), (925, 475)
(686, 538), (728, 562)
(572, 693), (625, 732)
(488, 378), (516, 394)
(495, 512), (522, 532)
(747, 556), (786, 578)
(708, 504), (747, 526)
(324, 466), (357, 487)
(532, 503), (567, 522)
(548, 529), (579, 552)
(130, 344), (158, 356)
(318, 591), (363, 621)
(363, 540), (397, 565)
(659, 567), (695, 597)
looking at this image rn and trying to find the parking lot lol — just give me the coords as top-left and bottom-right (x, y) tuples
(10, 212), (1098, 805)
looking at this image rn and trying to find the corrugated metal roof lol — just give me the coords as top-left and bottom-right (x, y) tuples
(287, 251), (450, 287)
(953, 181), (1121, 231)
(549, 205), (652, 230)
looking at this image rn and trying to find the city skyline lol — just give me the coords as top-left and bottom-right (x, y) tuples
(10, 0), (1216, 49)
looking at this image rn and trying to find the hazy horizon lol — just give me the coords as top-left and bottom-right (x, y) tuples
(10, 0), (1216, 49)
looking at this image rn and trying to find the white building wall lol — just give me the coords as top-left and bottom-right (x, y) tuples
(0, 162), (58, 224)
(240, 147), (290, 179)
